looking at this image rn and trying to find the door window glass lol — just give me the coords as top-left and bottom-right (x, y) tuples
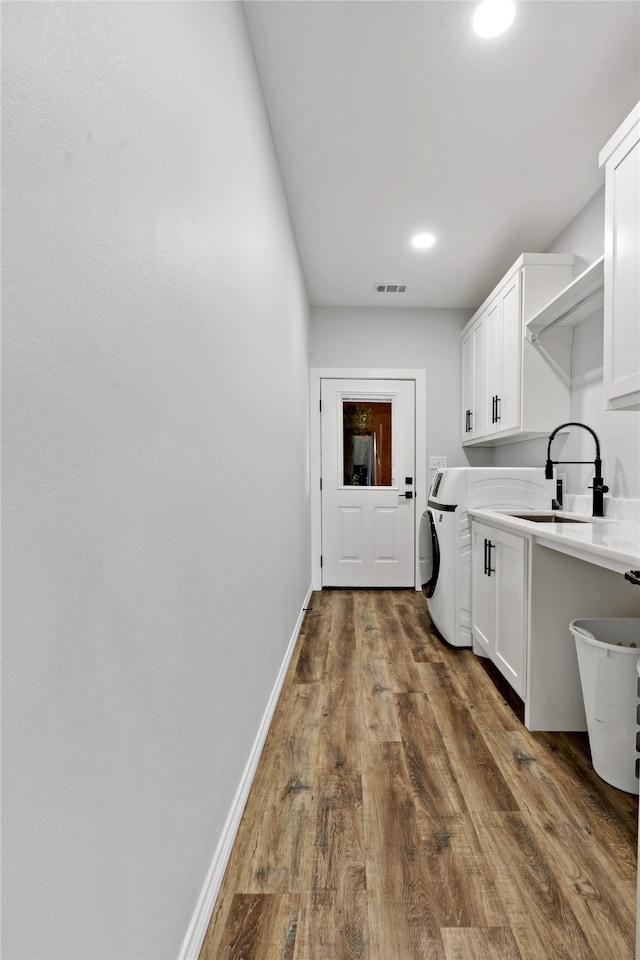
(341, 398), (393, 486)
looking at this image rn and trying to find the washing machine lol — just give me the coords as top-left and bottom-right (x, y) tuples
(420, 467), (553, 647)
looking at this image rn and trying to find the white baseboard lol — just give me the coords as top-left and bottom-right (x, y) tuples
(178, 583), (314, 960)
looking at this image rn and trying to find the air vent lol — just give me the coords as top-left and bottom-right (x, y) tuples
(374, 283), (408, 294)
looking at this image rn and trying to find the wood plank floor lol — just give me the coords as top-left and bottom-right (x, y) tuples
(200, 590), (638, 960)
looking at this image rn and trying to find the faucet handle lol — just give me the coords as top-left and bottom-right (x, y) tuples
(589, 481), (609, 492)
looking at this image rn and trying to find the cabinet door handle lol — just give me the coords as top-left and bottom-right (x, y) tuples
(495, 396), (501, 421)
(483, 538), (489, 575)
(491, 396), (496, 423)
(487, 540), (495, 576)
(468, 409), (472, 432)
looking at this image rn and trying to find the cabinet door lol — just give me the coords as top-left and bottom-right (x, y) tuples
(602, 113), (640, 408)
(462, 316), (488, 442)
(496, 273), (522, 433)
(461, 327), (475, 441)
(473, 319), (488, 438)
(471, 523), (495, 655)
(494, 531), (527, 698)
(484, 299), (501, 434)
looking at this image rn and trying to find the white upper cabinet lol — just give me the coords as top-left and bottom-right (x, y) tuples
(462, 318), (487, 440)
(494, 271), (522, 435)
(461, 254), (574, 446)
(599, 103), (640, 410)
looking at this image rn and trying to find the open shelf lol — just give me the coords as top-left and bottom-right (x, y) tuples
(526, 256), (604, 341)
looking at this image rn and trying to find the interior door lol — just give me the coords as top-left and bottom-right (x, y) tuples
(321, 378), (415, 587)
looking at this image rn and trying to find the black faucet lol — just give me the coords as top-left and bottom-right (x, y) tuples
(545, 422), (609, 518)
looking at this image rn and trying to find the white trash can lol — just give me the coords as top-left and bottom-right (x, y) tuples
(570, 618), (640, 794)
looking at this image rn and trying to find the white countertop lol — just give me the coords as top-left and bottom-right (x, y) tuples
(468, 506), (640, 575)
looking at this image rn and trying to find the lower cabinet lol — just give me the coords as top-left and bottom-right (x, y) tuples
(470, 515), (640, 731)
(471, 520), (527, 698)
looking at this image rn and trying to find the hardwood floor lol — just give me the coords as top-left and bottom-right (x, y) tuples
(200, 590), (638, 959)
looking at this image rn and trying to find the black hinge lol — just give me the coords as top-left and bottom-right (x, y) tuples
(320, 477), (322, 490)
(319, 397), (322, 412)
(320, 556), (323, 568)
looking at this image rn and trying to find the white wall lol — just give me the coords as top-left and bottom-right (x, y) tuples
(493, 186), (640, 501)
(310, 306), (493, 492)
(1, 4), (310, 958)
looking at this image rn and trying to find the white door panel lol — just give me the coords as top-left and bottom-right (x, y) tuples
(321, 378), (415, 587)
(338, 507), (363, 561)
(374, 507), (398, 560)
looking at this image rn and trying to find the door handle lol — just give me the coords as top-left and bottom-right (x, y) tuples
(401, 491), (413, 499)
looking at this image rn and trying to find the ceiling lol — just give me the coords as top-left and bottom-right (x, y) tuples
(243, 1), (639, 310)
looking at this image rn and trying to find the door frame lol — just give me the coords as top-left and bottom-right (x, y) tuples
(310, 367), (427, 591)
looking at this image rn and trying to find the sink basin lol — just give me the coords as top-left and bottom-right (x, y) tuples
(508, 513), (587, 524)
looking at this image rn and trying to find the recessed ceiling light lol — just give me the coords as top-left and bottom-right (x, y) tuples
(472, 0), (516, 38)
(411, 232), (436, 250)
